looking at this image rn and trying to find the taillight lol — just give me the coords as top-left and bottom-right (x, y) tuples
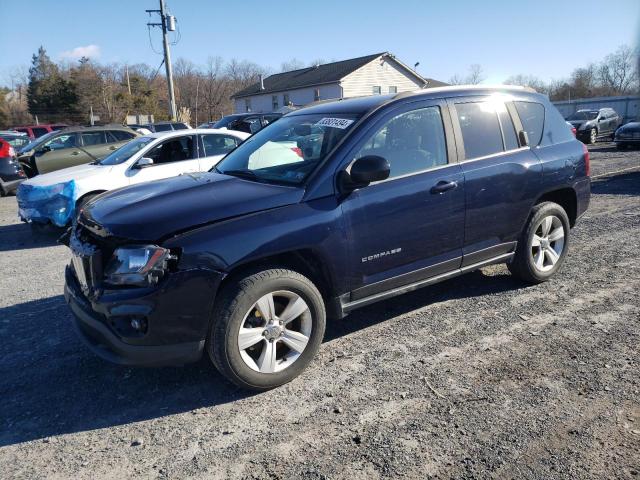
(9, 146), (15, 157)
(571, 127), (576, 136)
(291, 147), (303, 158)
(582, 143), (590, 177)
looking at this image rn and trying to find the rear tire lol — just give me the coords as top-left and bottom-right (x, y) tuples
(588, 128), (597, 144)
(208, 268), (326, 391)
(508, 202), (570, 284)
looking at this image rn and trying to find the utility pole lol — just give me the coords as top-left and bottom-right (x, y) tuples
(146, 0), (177, 120)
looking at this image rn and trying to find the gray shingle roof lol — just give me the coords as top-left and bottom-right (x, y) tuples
(232, 52), (429, 99)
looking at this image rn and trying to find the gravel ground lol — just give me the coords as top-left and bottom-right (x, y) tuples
(1, 144), (639, 479)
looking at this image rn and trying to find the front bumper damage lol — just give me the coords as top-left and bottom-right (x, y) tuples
(17, 180), (77, 226)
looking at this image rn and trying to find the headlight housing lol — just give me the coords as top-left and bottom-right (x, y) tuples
(104, 245), (174, 286)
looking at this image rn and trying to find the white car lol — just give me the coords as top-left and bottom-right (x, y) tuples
(16, 128), (249, 226)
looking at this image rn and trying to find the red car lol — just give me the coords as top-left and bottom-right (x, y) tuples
(0, 138), (26, 196)
(12, 124), (68, 139)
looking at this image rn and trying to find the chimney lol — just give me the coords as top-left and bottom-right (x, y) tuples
(260, 74), (265, 91)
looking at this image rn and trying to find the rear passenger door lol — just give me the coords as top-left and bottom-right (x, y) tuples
(199, 133), (241, 170)
(107, 130), (136, 151)
(341, 100), (465, 300)
(79, 131), (112, 160)
(449, 96), (542, 266)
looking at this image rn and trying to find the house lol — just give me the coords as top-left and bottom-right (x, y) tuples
(231, 52), (447, 114)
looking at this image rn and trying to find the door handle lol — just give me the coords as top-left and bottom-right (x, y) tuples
(430, 180), (458, 194)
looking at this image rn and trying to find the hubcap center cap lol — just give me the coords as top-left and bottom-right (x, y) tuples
(540, 238), (550, 249)
(263, 325), (282, 341)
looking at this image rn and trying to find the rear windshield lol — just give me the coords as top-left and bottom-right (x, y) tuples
(153, 124), (173, 132)
(566, 111), (598, 121)
(215, 113), (360, 185)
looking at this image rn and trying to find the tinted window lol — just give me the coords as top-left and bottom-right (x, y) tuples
(455, 102), (504, 159)
(356, 106), (448, 178)
(498, 105), (519, 150)
(173, 123), (189, 130)
(51, 125), (67, 131)
(201, 134), (239, 156)
(145, 135), (195, 164)
(514, 102), (545, 146)
(109, 130), (136, 141)
(153, 124), (173, 132)
(33, 127), (49, 138)
(540, 104), (575, 147)
(81, 131), (107, 146)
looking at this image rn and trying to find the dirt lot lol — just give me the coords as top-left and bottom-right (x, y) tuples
(1, 144), (639, 479)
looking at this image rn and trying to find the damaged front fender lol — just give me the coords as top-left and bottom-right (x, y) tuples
(16, 180), (77, 227)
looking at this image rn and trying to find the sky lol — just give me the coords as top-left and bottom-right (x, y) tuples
(1, 0), (638, 87)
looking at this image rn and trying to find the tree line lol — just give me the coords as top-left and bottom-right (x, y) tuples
(0, 44), (637, 128)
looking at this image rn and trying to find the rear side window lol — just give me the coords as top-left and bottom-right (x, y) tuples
(540, 104), (575, 146)
(455, 102), (504, 159)
(172, 123), (189, 130)
(201, 134), (239, 156)
(109, 130), (136, 141)
(356, 106), (448, 179)
(154, 124), (173, 132)
(81, 131), (107, 146)
(33, 127), (49, 138)
(514, 102), (544, 146)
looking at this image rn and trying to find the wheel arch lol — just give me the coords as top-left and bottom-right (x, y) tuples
(75, 190), (107, 208)
(534, 187), (578, 227)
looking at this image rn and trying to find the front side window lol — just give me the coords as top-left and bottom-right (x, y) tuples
(455, 101), (505, 159)
(514, 101), (545, 146)
(201, 134), (239, 156)
(145, 135), (196, 164)
(216, 113), (360, 185)
(355, 106), (448, 178)
(81, 131), (107, 146)
(44, 133), (77, 150)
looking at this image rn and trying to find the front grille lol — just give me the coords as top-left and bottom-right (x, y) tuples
(70, 224), (104, 295)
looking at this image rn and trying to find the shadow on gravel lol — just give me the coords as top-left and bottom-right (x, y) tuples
(325, 269), (525, 342)
(0, 222), (64, 252)
(0, 295), (253, 447)
(592, 171), (640, 196)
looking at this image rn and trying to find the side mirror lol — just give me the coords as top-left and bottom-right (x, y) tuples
(342, 155), (390, 191)
(135, 157), (154, 168)
(39, 145), (52, 153)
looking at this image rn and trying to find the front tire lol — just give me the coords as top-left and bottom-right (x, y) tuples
(588, 128), (597, 144)
(208, 268), (326, 390)
(508, 202), (570, 284)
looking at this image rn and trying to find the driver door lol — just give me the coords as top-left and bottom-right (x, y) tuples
(35, 133), (90, 174)
(126, 135), (199, 185)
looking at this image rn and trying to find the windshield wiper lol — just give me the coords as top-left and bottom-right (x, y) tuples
(219, 169), (259, 180)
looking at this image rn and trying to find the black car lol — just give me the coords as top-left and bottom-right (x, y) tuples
(64, 86), (590, 390)
(204, 113), (282, 134)
(0, 138), (26, 196)
(613, 121), (640, 149)
(566, 108), (622, 144)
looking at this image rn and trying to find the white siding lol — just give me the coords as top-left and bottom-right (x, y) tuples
(234, 83), (342, 113)
(341, 57), (423, 98)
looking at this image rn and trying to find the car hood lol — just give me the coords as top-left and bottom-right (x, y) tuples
(83, 172), (304, 241)
(24, 162), (113, 187)
(617, 122), (640, 132)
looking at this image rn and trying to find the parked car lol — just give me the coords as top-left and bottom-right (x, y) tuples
(0, 138), (26, 196)
(0, 132), (31, 151)
(17, 126), (139, 177)
(16, 129), (249, 226)
(140, 122), (191, 133)
(613, 121), (640, 149)
(566, 121), (577, 137)
(566, 108), (621, 144)
(12, 124), (69, 139)
(63, 86), (590, 390)
(205, 113), (282, 134)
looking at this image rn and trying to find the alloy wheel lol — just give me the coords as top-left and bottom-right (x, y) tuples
(590, 128), (597, 144)
(237, 290), (312, 373)
(530, 215), (565, 272)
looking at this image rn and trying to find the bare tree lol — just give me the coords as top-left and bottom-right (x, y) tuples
(597, 45), (637, 95)
(280, 58), (306, 72)
(466, 64), (485, 85)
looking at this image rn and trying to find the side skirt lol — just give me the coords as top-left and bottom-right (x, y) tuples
(338, 252), (515, 315)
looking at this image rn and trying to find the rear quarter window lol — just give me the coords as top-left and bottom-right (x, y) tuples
(514, 101), (544, 146)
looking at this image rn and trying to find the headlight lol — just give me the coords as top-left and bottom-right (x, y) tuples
(104, 245), (174, 286)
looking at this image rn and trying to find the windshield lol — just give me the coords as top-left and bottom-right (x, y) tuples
(98, 137), (155, 165)
(215, 113), (360, 185)
(567, 111), (598, 121)
(18, 130), (58, 154)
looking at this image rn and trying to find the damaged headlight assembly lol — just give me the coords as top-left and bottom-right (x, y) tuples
(104, 246), (176, 287)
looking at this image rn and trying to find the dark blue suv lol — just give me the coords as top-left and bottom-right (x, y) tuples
(64, 86), (590, 390)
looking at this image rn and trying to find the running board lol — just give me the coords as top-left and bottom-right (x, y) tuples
(340, 252), (515, 313)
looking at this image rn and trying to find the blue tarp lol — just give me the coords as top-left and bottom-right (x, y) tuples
(17, 180), (77, 227)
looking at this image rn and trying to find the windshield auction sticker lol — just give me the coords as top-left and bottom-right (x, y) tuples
(315, 118), (354, 129)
